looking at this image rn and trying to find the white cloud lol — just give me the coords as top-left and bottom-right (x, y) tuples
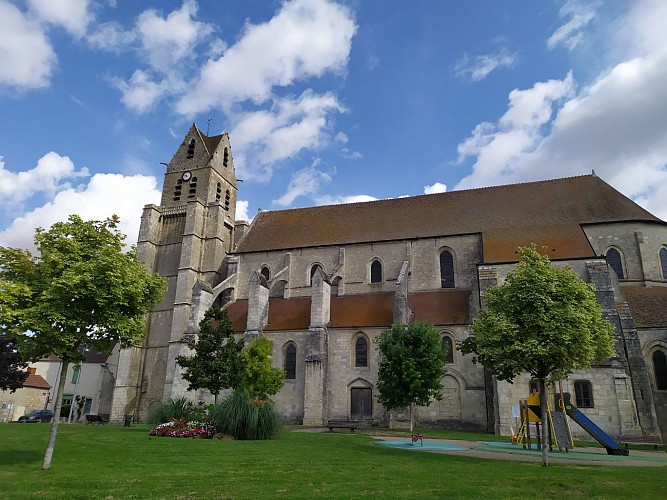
(454, 0), (667, 221)
(0, 152), (89, 206)
(0, 173), (161, 251)
(236, 200), (250, 221)
(28, 0), (92, 38)
(547, 0), (598, 51)
(273, 163), (332, 206)
(340, 148), (362, 160)
(176, 0), (356, 114)
(335, 132), (348, 143)
(424, 182), (447, 194)
(0, 1), (56, 89)
(86, 21), (136, 51)
(116, 70), (170, 113)
(454, 47), (517, 82)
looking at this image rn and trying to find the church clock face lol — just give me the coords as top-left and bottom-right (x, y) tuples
(181, 171), (192, 181)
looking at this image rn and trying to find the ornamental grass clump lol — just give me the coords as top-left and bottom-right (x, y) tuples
(211, 389), (282, 440)
(146, 397), (194, 425)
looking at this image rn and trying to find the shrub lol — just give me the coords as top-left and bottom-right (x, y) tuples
(147, 397), (193, 425)
(210, 389), (282, 440)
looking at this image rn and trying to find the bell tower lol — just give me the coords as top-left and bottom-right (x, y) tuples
(111, 124), (239, 421)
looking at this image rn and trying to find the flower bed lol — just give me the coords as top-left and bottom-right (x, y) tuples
(149, 419), (216, 439)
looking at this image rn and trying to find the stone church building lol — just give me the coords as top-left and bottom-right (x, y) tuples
(111, 125), (667, 440)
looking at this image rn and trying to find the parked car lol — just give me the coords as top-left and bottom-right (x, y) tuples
(17, 409), (54, 423)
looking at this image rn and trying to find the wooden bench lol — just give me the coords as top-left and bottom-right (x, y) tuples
(85, 414), (109, 425)
(617, 435), (663, 451)
(327, 420), (358, 433)
(411, 433), (424, 446)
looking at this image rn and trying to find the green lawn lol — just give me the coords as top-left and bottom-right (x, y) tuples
(1, 423), (664, 499)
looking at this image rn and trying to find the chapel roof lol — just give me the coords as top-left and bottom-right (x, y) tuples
(224, 289), (470, 333)
(622, 286), (667, 328)
(235, 175), (662, 263)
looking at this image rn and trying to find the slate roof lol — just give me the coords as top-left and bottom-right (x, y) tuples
(622, 286), (667, 328)
(235, 175), (662, 263)
(225, 289), (470, 333)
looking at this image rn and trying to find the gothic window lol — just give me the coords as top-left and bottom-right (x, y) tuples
(440, 250), (455, 288)
(188, 177), (197, 199)
(216, 182), (222, 201)
(224, 189), (231, 211)
(660, 248), (667, 280)
(310, 264), (323, 285)
(285, 343), (296, 379)
(223, 147), (229, 167)
(442, 336), (454, 364)
(186, 139), (195, 159)
(370, 259), (383, 283)
(574, 380), (594, 408)
(653, 350), (667, 390)
(260, 266), (270, 281)
(606, 247), (625, 279)
(355, 336), (368, 367)
(173, 179), (182, 201)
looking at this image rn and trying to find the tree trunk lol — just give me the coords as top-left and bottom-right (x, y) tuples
(43, 358), (69, 470)
(539, 377), (549, 468)
(409, 402), (414, 433)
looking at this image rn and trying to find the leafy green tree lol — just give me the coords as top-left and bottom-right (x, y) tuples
(376, 321), (446, 432)
(0, 215), (166, 470)
(459, 245), (615, 467)
(242, 336), (284, 400)
(176, 306), (244, 403)
(0, 332), (28, 392)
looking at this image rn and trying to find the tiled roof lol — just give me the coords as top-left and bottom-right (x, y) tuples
(622, 286), (667, 328)
(235, 175), (662, 263)
(24, 374), (50, 390)
(225, 289), (471, 333)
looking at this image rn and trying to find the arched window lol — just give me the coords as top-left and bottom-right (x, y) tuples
(370, 260), (383, 283)
(660, 248), (667, 280)
(442, 336), (454, 364)
(260, 266), (270, 281)
(355, 337), (368, 367)
(574, 380), (594, 408)
(606, 248), (625, 279)
(440, 250), (455, 288)
(653, 350), (667, 390)
(284, 343), (296, 380)
(310, 264), (323, 285)
(186, 139), (195, 159)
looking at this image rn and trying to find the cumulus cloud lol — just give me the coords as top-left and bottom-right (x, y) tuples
(454, 0), (667, 221)
(454, 47), (517, 82)
(28, 0), (92, 38)
(0, 1), (56, 89)
(0, 152), (89, 206)
(547, 0), (599, 51)
(0, 173), (161, 251)
(273, 163), (332, 206)
(236, 200), (251, 221)
(424, 182), (447, 194)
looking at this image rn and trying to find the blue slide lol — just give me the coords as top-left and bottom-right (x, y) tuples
(564, 404), (629, 456)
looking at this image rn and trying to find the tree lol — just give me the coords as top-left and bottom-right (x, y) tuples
(375, 321), (446, 432)
(0, 215), (166, 470)
(242, 336), (285, 400)
(0, 332), (28, 392)
(176, 306), (244, 403)
(459, 246), (615, 467)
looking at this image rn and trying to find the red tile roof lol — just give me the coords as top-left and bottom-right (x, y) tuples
(24, 374), (51, 390)
(235, 176), (662, 263)
(622, 286), (667, 328)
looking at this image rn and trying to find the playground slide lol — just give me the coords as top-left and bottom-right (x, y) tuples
(564, 404), (629, 456)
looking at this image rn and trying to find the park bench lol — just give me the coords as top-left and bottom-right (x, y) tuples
(411, 433), (424, 446)
(617, 435), (663, 451)
(327, 420), (358, 433)
(85, 414), (109, 425)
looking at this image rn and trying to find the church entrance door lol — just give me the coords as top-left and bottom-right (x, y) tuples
(351, 388), (372, 419)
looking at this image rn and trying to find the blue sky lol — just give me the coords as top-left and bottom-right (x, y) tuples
(1, 0), (667, 250)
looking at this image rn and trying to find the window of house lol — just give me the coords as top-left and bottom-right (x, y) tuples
(370, 260), (382, 283)
(529, 379), (539, 394)
(285, 343), (296, 379)
(574, 380), (594, 408)
(310, 264), (323, 285)
(660, 248), (667, 280)
(442, 336), (454, 364)
(653, 350), (667, 390)
(440, 250), (455, 288)
(355, 337), (368, 367)
(61, 394), (73, 418)
(260, 266), (270, 281)
(606, 248), (625, 279)
(186, 139), (195, 159)
(71, 366), (80, 384)
(83, 397), (93, 414)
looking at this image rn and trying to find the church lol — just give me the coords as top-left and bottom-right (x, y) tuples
(111, 124), (667, 440)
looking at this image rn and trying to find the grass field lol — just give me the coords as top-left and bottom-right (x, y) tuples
(1, 423), (665, 499)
